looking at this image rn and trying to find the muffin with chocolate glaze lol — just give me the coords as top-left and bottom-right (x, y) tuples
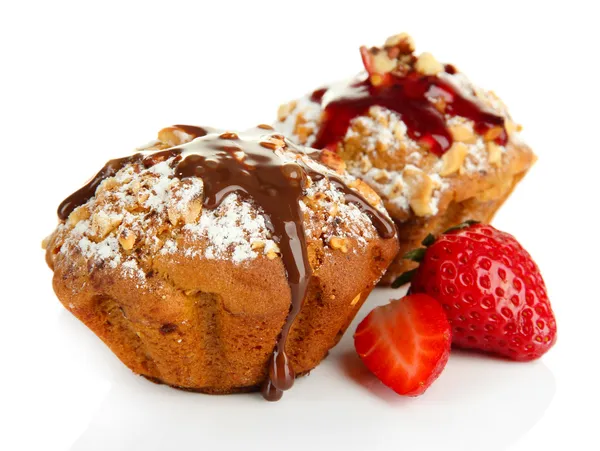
(43, 125), (398, 400)
(276, 33), (536, 284)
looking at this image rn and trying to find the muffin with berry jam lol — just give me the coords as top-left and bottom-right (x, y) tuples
(43, 125), (398, 401)
(276, 33), (536, 284)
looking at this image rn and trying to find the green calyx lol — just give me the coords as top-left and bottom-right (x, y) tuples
(391, 219), (479, 288)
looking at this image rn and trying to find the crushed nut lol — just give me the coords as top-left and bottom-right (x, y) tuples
(384, 33), (415, 53)
(415, 52), (443, 76)
(487, 142), (503, 166)
(349, 179), (381, 207)
(183, 198), (203, 224)
(505, 120), (522, 136)
(329, 237), (349, 253)
(319, 149), (347, 174)
(67, 205), (91, 227)
(118, 229), (136, 250)
(389, 179), (404, 198)
(372, 51), (397, 74)
(294, 117), (315, 145)
(440, 142), (469, 176)
(484, 126), (504, 142)
(350, 293), (361, 306)
(277, 100), (297, 122)
(329, 203), (339, 217)
(403, 167), (435, 216)
(265, 242), (280, 260)
(158, 126), (193, 146)
(449, 124), (476, 144)
(373, 170), (391, 183)
(251, 240), (265, 250)
(90, 211), (122, 240)
(360, 155), (373, 173)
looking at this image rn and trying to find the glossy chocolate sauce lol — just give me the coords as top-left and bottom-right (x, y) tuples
(311, 67), (507, 155)
(57, 125), (395, 401)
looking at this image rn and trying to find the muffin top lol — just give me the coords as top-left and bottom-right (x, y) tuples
(47, 125), (394, 279)
(276, 33), (535, 221)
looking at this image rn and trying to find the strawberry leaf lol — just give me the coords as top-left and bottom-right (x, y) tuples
(421, 234), (436, 246)
(403, 248), (426, 262)
(392, 269), (417, 288)
(444, 220), (479, 234)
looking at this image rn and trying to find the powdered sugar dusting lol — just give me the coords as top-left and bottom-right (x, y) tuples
(50, 134), (387, 283)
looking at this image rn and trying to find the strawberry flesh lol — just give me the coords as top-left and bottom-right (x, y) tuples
(354, 294), (451, 396)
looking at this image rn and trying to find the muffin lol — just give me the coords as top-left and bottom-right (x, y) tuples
(275, 33), (536, 284)
(44, 124), (398, 400)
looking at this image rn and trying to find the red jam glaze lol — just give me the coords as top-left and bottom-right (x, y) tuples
(311, 63), (507, 155)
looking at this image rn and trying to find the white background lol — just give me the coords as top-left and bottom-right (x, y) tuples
(1, 1), (599, 450)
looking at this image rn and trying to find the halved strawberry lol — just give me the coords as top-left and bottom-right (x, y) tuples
(354, 294), (451, 396)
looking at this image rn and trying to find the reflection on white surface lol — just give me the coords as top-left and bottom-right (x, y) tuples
(62, 288), (556, 451)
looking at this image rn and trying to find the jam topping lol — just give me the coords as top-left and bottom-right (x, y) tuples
(311, 49), (507, 155)
(57, 125), (395, 401)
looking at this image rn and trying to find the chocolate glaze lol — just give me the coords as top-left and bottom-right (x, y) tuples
(311, 70), (507, 155)
(57, 126), (395, 401)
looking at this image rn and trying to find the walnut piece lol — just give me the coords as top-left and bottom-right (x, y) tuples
(384, 33), (415, 53)
(277, 101), (297, 122)
(449, 124), (476, 144)
(319, 149), (347, 174)
(403, 167), (434, 216)
(440, 142), (469, 176)
(329, 237), (349, 253)
(119, 229), (136, 250)
(487, 142), (503, 166)
(415, 52), (443, 76)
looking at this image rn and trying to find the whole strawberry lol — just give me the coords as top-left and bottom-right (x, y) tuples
(395, 222), (557, 361)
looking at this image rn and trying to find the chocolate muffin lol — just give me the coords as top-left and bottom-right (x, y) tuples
(43, 125), (398, 400)
(275, 33), (536, 284)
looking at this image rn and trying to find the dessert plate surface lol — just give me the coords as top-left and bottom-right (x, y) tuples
(52, 286), (556, 451)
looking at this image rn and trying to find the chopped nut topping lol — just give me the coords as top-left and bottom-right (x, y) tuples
(90, 211), (122, 240)
(372, 51), (397, 74)
(403, 167), (434, 216)
(384, 33), (415, 53)
(219, 132), (239, 140)
(319, 149), (347, 174)
(487, 142), (502, 166)
(251, 240), (265, 250)
(277, 100), (297, 122)
(440, 142), (469, 176)
(67, 205), (91, 227)
(449, 124), (476, 144)
(184, 198), (203, 224)
(158, 126), (194, 147)
(484, 126), (504, 142)
(415, 52), (443, 76)
(350, 293), (361, 306)
(373, 170), (391, 183)
(119, 230), (136, 250)
(329, 236), (349, 253)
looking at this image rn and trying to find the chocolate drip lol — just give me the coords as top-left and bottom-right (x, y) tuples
(57, 126), (395, 401)
(310, 71), (507, 155)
